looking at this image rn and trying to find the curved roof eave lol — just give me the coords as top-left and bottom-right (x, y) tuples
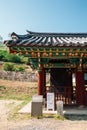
(4, 30), (87, 47)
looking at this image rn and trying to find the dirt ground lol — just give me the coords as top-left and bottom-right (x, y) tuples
(0, 100), (87, 130)
(0, 79), (37, 88)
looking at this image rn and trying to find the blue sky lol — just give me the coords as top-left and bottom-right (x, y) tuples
(0, 0), (87, 40)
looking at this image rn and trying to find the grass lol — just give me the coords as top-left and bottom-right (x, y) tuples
(54, 114), (65, 120)
(8, 98), (31, 120)
(0, 92), (32, 100)
(0, 80), (37, 100)
(43, 113), (65, 120)
(0, 87), (32, 120)
(0, 79), (37, 120)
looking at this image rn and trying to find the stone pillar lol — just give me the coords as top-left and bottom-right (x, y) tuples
(56, 101), (63, 116)
(76, 71), (85, 106)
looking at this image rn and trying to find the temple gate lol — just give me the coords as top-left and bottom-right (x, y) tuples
(4, 31), (87, 106)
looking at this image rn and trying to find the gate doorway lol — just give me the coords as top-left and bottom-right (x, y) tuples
(46, 68), (76, 105)
(46, 68), (87, 106)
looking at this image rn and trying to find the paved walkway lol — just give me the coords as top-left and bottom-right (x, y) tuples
(19, 101), (87, 115)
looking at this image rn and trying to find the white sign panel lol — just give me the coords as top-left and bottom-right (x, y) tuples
(47, 93), (54, 111)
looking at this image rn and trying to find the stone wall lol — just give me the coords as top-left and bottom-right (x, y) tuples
(0, 70), (38, 82)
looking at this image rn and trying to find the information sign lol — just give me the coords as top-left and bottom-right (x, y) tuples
(47, 93), (54, 111)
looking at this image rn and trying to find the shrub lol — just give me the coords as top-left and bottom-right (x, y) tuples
(14, 66), (25, 72)
(0, 49), (28, 64)
(3, 54), (22, 63)
(3, 63), (26, 72)
(3, 63), (15, 71)
(0, 50), (8, 61)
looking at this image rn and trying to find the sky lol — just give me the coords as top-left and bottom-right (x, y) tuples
(0, 0), (87, 40)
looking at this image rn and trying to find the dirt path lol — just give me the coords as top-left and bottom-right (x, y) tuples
(0, 100), (87, 130)
(0, 100), (23, 130)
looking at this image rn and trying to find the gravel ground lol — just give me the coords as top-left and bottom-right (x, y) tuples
(8, 119), (87, 130)
(0, 100), (87, 130)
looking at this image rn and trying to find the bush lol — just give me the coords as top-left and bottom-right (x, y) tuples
(0, 50), (8, 61)
(3, 63), (26, 72)
(3, 63), (15, 71)
(3, 54), (22, 63)
(14, 66), (25, 72)
(0, 49), (28, 64)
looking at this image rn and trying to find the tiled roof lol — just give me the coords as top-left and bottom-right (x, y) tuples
(4, 30), (87, 47)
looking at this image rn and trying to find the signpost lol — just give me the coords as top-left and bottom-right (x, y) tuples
(47, 93), (55, 111)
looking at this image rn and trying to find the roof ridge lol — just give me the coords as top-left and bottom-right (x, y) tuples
(26, 30), (87, 35)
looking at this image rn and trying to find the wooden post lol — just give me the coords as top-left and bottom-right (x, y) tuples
(38, 70), (42, 95)
(42, 70), (46, 98)
(68, 70), (73, 104)
(68, 70), (72, 86)
(76, 71), (85, 106)
(38, 68), (46, 96)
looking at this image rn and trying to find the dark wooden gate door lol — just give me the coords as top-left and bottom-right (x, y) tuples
(55, 86), (76, 105)
(49, 68), (76, 105)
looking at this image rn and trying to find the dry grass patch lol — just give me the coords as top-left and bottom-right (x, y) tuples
(0, 79), (37, 100)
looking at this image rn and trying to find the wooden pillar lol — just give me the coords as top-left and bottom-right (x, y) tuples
(68, 70), (72, 87)
(42, 70), (46, 98)
(68, 70), (73, 102)
(38, 70), (42, 95)
(38, 68), (46, 96)
(76, 71), (85, 106)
